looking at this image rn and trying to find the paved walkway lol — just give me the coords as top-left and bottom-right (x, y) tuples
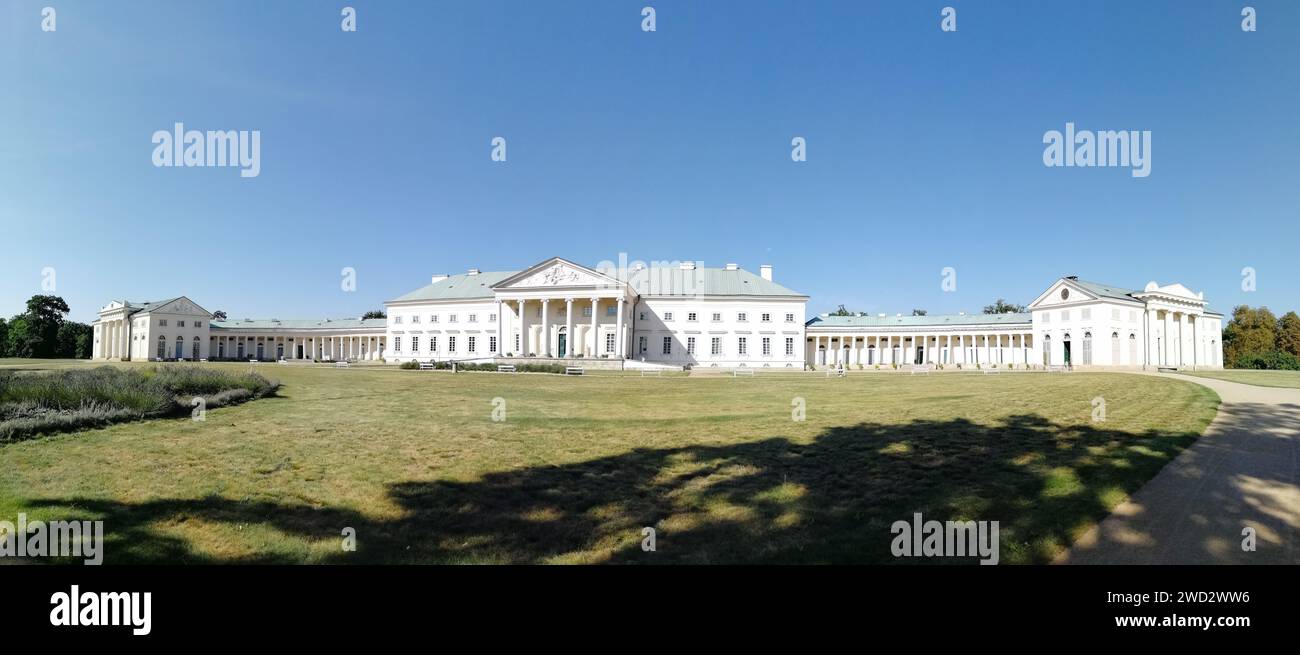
(1059, 372), (1300, 564)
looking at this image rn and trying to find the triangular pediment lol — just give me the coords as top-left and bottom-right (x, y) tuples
(492, 258), (623, 290)
(136, 296), (212, 317)
(1028, 279), (1099, 309)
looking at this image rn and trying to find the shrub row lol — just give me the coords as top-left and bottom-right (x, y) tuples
(1232, 351), (1300, 370)
(0, 366), (279, 442)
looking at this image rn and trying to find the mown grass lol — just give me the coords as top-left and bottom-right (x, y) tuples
(1180, 369), (1300, 389)
(0, 361), (1218, 564)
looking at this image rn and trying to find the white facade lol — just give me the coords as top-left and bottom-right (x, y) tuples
(805, 276), (1223, 370)
(383, 258), (808, 368)
(92, 268), (1222, 371)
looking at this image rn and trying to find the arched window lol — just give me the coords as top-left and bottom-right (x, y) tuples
(156, 335), (166, 359)
(1111, 332), (1120, 365)
(1082, 332), (1093, 365)
(175, 335), (184, 359)
(1042, 334), (1051, 365)
(192, 337), (201, 360)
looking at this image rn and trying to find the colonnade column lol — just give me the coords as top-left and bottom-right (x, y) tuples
(589, 298), (599, 357)
(516, 299), (527, 356)
(541, 299), (551, 357)
(615, 297), (625, 358)
(496, 300), (506, 356)
(564, 298), (574, 358)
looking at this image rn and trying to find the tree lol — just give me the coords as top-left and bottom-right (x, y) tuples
(1223, 305), (1278, 365)
(362, 310), (387, 320)
(828, 305), (853, 317)
(18, 295), (71, 358)
(0, 317), (8, 358)
(5, 316), (36, 358)
(1277, 311), (1300, 358)
(983, 298), (1026, 314)
(911, 309), (927, 316)
(57, 321), (93, 359)
(212, 310), (228, 321)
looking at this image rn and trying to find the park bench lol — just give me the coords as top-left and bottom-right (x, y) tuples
(1047, 365), (1070, 373)
(497, 364), (517, 373)
(334, 361), (350, 368)
(910, 365), (931, 375)
(418, 361), (435, 370)
(200, 358), (209, 363)
(982, 366), (1000, 375)
(732, 368), (754, 377)
(640, 369), (662, 376)
(565, 366), (585, 376)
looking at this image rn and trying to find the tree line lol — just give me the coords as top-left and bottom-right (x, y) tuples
(0, 295), (93, 359)
(1223, 306), (1300, 370)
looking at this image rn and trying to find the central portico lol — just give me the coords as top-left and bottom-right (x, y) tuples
(491, 258), (637, 358)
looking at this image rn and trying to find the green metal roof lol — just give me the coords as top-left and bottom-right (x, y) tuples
(125, 297), (183, 314)
(211, 318), (386, 330)
(624, 266), (806, 298)
(807, 312), (1032, 328)
(387, 265), (806, 301)
(1071, 279), (1139, 302)
(388, 271), (517, 302)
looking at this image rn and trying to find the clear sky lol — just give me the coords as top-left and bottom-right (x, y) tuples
(2, 1), (1297, 323)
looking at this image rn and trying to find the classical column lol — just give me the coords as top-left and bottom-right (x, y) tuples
(496, 300), (505, 356)
(1191, 315), (1199, 369)
(517, 299), (527, 356)
(616, 297), (625, 358)
(1162, 311), (1171, 366)
(589, 298), (599, 357)
(564, 298), (574, 358)
(1178, 312), (1187, 367)
(541, 299), (551, 357)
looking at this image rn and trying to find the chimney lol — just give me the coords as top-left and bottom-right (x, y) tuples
(679, 261), (696, 270)
(725, 263), (738, 271)
(431, 274), (449, 284)
(759, 264), (772, 281)
(467, 268), (480, 276)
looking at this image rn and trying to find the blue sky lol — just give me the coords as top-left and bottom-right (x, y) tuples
(2, 0), (1297, 323)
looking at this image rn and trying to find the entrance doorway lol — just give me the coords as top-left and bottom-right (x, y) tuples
(1063, 339), (1072, 366)
(914, 346), (925, 365)
(558, 330), (567, 358)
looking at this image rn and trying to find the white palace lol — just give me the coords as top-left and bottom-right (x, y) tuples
(91, 257), (1224, 370)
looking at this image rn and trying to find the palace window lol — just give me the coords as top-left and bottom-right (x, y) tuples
(411, 315), (420, 324)
(737, 312), (748, 322)
(394, 317), (402, 325)
(394, 337), (402, 353)
(159, 319), (168, 327)
(468, 337), (476, 353)
(515, 335), (520, 351)
(712, 313), (722, 322)
(639, 336), (647, 353)
(688, 312), (697, 322)
(583, 307), (593, 317)
(430, 336), (438, 353)
(785, 313), (795, 323)
(664, 312), (674, 322)
(1081, 308), (1091, 320)
(1060, 310), (1070, 321)
(640, 312), (647, 321)
(605, 306), (616, 316)
(411, 336), (420, 352)
(785, 337), (794, 356)
(468, 314), (477, 323)
(738, 337), (748, 356)
(687, 337), (696, 355)
(605, 333), (615, 353)
(489, 336), (496, 353)
(178, 320), (185, 327)
(430, 315), (439, 323)
(711, 337), (722, 356)
(662, 337), (671, 355)
(449, 314), (457, 323)
(761, 313), (771, 323)
(448, 336), (456, 352)
(1111, 308), (1121, 321)
(762, 337), (771, 356)
(489, 313), (496, 322)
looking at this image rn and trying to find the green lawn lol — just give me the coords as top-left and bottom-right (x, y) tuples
(1180, 369), (1300, 389)
(0, 360), (1219, 564)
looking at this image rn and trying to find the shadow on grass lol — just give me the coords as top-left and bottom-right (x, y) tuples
(23, 411), (1223, 564)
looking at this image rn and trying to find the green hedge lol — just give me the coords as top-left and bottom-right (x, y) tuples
(1232, 351), (1300, 370)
